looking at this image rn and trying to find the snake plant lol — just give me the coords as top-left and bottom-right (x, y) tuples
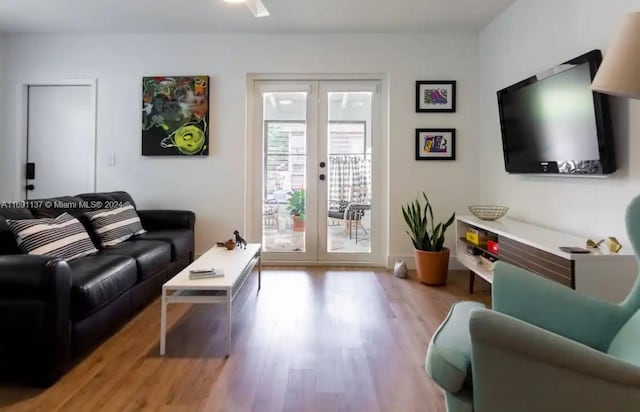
(402, 192), (455, 251)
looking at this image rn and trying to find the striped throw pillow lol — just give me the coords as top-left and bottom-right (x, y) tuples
(84, 202), (146, 247)
(7, 213), (98, 261)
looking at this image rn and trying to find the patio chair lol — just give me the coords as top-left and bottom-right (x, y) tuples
(263, 199), (279, 231)
(327, 187), (370, 243)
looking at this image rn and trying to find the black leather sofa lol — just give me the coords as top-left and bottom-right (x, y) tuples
(0, 191), (195, 386)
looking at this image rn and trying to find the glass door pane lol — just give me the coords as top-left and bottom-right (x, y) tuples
(254, 80), (380, 264)
(325, 92), (373, 254)
(262, 92), (308, 253)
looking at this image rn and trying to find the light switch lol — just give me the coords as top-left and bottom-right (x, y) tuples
(107, 153), (116, 166)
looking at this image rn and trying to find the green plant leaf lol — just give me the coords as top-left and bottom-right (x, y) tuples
(443, 212), (456, 232)
(401, 192), (454, 252)
(287, 189), (305, 218)
(424, 193), (435, 237)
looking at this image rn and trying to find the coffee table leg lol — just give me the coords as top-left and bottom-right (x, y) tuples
(160, 289), (167, 355)
(226, 291), (232, 357)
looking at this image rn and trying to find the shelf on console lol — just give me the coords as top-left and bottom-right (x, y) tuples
(458, 237), (499, 259)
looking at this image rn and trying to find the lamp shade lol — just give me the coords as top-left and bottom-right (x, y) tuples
(591, 11), (640, 99)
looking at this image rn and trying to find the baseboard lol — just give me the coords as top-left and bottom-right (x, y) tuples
(198, 253), (461, 271)
(386, 254), (463, 271)
(261, 260), (386, 268)
(195, 253), (386, 268)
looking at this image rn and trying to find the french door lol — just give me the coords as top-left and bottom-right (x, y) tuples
(250, 79), (383, 264)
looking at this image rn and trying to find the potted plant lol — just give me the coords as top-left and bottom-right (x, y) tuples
(287, 189), (305, 232)
(402, 192), (455, 285)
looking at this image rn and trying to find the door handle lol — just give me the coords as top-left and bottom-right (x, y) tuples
(26, 163), (36, 180)
(319, 174), (326, 181)
(26, 184), (35, 191)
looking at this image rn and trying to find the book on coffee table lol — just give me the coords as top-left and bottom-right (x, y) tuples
(189, 268), (224, 280)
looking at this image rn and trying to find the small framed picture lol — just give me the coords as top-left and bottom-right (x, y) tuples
(416, 81), (456, 112)
(415, 129), (456, 161)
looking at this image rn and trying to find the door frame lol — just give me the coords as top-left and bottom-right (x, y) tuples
(15, 79), (98, 199)
(246, 74), (389, 266)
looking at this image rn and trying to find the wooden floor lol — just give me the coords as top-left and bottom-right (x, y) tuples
(0, 268), (490, 412)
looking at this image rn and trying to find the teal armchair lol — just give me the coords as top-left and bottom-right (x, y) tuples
(425, 195), (640, 412)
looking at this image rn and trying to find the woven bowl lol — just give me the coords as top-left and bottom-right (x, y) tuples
(224, 239), (237, 250)
(468, 205), (509, 221)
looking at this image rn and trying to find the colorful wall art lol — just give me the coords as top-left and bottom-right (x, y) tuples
(415, 129), (456, 160)
(142, 76), (210, 156)
(416, 81), (456, 112)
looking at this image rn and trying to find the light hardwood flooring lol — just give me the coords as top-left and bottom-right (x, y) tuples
(0, 268), (490, 412)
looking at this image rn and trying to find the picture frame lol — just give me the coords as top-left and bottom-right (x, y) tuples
(142, 75), (210, 156)
(416, 81), (456, 112)
(415, 128), (456, 161)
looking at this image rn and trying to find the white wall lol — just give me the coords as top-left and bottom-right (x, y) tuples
(1, 33), (480, 260)
(479, 0), (640, 246)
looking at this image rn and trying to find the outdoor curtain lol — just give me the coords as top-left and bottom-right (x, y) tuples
(328, 155), (371, 204)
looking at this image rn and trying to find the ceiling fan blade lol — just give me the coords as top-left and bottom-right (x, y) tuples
(246, 0), (270, 18)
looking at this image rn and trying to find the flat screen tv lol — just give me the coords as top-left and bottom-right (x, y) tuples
(497, 50), (615, 175)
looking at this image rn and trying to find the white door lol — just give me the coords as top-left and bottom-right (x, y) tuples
(26, 85), (96, 199)
(318, 82), (381, 263)
(252, 79), (383, 265)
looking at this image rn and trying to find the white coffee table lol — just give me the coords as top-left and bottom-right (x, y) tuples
(160, 243), (262, 356)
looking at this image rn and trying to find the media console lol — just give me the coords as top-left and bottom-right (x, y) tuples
(456, 216), (638, 304)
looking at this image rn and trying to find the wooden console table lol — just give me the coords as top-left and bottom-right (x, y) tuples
(456, 216), (638, 303)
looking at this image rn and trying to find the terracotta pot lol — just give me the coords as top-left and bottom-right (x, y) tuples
(292, 216), (305, 232)
(224, 240), (236, 250)
(414, 247), (450, 285)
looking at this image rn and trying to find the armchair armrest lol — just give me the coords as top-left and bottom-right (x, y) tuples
(492, 262), (628, 351)
(0, 255), (72, 386)
(137, 210), (195, 231)
(469, 310), (640, 412)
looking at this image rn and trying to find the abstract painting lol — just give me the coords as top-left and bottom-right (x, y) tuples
(416, 81), (456, 112)
(415, 129), (456, 160)
(142, 76), (209, 156)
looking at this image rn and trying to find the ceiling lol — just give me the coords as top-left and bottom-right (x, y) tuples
(0, 0), (515, 34)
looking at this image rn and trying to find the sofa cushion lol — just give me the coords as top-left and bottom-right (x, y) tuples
(607, 310), (640, 367)
(0, 207), (35, 220)
(0, 209), (34, 255)
(84, 203), (146, 247)
(108, 192), (137, 207)
(6, 213), (98, 261)
(67, 255), (137, 320)
(328, 200), (364, 220)
(76, 191), (137, 209)
(327, 210), (364, 220)
(137, 230), (193, 261)
(99, 240), (171, 281)
(29, 196), (88, 218)
(425, 301), (486, 394)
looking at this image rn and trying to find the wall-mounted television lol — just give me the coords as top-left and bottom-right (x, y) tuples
(497, 50), (615, 175)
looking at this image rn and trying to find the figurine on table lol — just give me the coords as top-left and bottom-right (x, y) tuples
(233, 230), (247, 249)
